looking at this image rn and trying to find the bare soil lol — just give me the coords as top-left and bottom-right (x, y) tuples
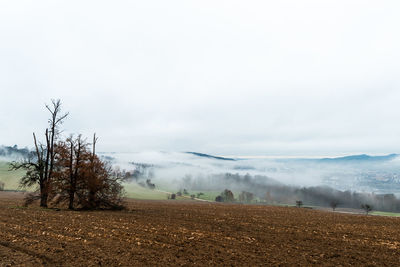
(1, 192), (400, 266)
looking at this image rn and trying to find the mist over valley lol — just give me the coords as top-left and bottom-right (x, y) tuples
(99, 151), (400, 193)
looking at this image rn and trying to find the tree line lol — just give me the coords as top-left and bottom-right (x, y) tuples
(0, 145), (30, 158)
(181, 172), (400, 212)
(11, 100), (124, 210)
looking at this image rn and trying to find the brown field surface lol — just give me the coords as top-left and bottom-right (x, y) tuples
(1, 192), (400, 266)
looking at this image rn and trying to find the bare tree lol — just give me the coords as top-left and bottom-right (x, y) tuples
(87, 133), (98, 207)
(11, 99), (68, 207)
(67, 135), (86, 209)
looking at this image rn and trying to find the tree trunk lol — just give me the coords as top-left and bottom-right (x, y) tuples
(40, 183), (48, 208)
(68, 140), (74, 210)
(68, 190), (75, 210)
(88, 190), (95, 209)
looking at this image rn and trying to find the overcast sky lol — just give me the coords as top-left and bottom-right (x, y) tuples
(1, 1), (400, 156)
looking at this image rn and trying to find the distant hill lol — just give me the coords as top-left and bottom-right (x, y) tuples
(320, 154), (398, 162)
(185, 152), (235, 161)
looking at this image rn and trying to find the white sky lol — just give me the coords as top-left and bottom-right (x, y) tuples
(1, 1), (400, 156)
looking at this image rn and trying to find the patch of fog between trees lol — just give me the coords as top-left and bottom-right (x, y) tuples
(103, 151), (400, 212)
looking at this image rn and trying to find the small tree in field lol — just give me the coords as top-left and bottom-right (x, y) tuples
(330, 200), (339, 211)
(296, 200), (303, 208)
(361, 204), (373, 215)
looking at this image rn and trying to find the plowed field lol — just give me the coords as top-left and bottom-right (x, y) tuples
(1, 192), (400, 266)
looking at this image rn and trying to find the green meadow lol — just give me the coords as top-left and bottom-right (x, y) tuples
(0, 161), (25, 190)
(371, 211), (400, 217)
